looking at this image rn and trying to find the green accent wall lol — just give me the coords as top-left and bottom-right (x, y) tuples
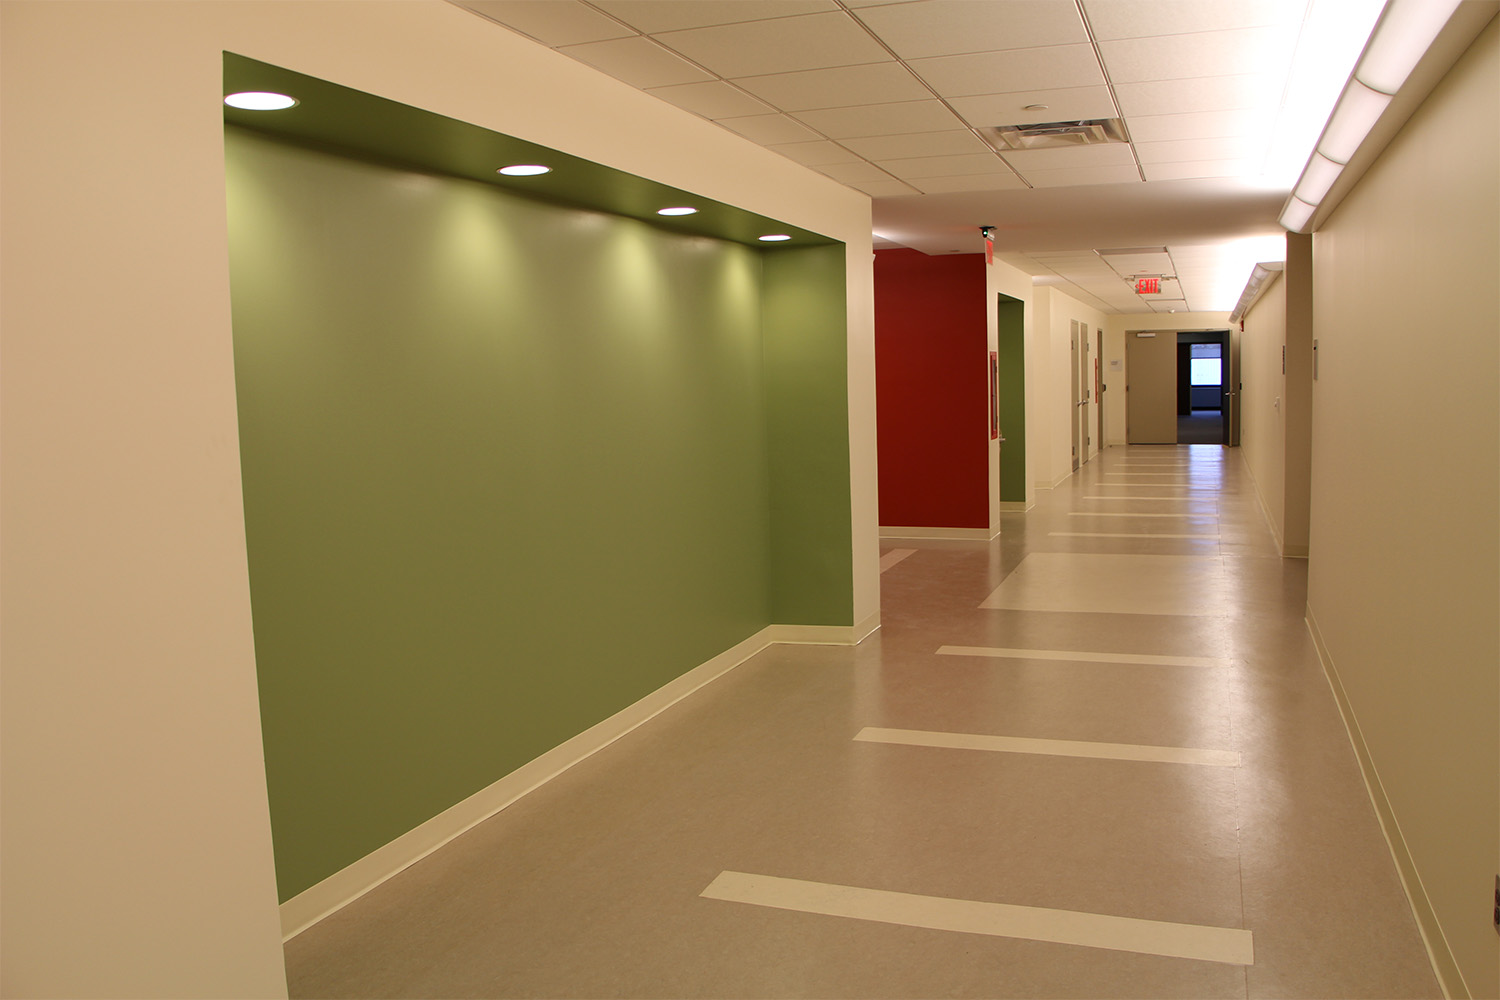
(763, 247), (854, 625)
(996, 296), (1027, 502)
(225, 127), (849, 901)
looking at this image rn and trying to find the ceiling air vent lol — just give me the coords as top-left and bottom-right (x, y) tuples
(988, 118), (1128, 151)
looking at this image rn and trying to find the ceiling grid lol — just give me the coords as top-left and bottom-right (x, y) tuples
(453, 0), (1401, 311)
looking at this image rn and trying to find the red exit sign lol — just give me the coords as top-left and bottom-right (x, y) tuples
(1135, 277), (1160, 294)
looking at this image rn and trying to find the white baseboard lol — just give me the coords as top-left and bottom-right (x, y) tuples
(1305, 607), (1466, 999)
(1237, 448), (1289, 556)
(279, 615), (878, 941)
(879, 525), (999, 540)
(766, 611), (881, 646)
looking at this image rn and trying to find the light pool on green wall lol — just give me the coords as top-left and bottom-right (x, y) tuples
(225, 70), (850, 902)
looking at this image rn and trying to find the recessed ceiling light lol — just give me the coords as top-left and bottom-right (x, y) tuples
(224, 91), (298, 111)
(758, 234), (792, 242)
(498, 164), (551, 176)
(657, 207), (697, 216)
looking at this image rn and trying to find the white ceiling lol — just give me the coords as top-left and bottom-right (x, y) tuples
(453, 0), (1392, 313)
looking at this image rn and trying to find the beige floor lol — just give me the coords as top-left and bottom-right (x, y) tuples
(284, 445), (1440, 999)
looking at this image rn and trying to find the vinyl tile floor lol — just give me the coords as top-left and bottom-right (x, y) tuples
(284, 445), (1440, 999)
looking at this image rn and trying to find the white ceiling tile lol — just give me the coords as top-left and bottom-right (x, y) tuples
(909, 44), (1106, 97)
(557, 36), (714, 87)
(1082, 0), (1307, 41)
(841, 129), (990, 159)
(852, 178), (925, 197)
(590, 1), (837, 33)
(645, 80), (774, 118)
(733, 62), (929, 111)
(715, 113), (824, 144)
(1135, 136), (1261, 164)
(911, 172), (1029, 193)
(949, 87), (1118, 129)
(815, 161), (903, 183)
(458, 1), (635, 45)
(1113, 74), (1273, 116)
(1098, 26), (1296, 84)
(879, 152), (1009, 179)
(1149, 298), (1190, 312)
(1142, 159), (1260, 181)
(1097, 249), (1172, 276)
(767, 140), (865, 165)
(843, 0), (926, 6)
(792, 100), (963, 138)
(1001, 142), (1137, 171)
(1020, 164), (1143, 187)
(655, 11), (890, 77)
(852, 0), (1088, 60)
(1126, 108), (1274, 143)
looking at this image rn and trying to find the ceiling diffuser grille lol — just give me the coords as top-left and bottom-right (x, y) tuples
(988, 119), (1128, 150)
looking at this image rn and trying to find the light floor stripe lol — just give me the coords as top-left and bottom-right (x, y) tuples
(1081, 495), (1211, 501)
(1048, 531), (1221, 539)
(879, 548), (916, 572)
(855, 727), (1241, 767)
(1069, 511), (1213, 518)
(937, 644), (1226, 668)
(701, 871), (1254, 965)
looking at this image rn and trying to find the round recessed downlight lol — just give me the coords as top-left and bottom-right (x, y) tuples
(657, 207), (698, 216)
(498, 164), (551, 176)
(224, 91), (298, 111)
(758, 234), (792, 242)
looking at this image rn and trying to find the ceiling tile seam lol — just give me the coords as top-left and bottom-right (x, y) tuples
(1254, 1), (1320, 178)
(1071, 0), (1145, 184)
(571, 0), (920, 196)
(834, 0), (1030, 191)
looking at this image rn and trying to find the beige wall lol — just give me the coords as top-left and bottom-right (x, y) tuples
(0, 2), (876, 996)
(1101, 313), (1235, 449)
(1306, 17), (1498, 999)
(1033, 287), (1107, 485)
(1240, 274), (1289, 549)
(1280, 234), (1313, 557)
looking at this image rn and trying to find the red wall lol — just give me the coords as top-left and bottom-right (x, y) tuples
(874, 248), (989, 529)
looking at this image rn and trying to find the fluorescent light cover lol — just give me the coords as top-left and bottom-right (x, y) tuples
(657, 207), (697, 216)
(1280, 197), (1316, 233)
(1294, 152), (1342, 205)
(1317, 80), (1392, 163)
(498, 164), (550, 176)
(1261, 0), (1383, 187)
(224, 91), (298, 111)
(758, 234), (792, 242)
(1356, 0), (1463, 94)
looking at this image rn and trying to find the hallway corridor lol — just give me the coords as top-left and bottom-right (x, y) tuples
(284, 446), (1438, 999)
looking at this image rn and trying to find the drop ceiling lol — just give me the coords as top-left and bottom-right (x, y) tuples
(452, 0), (1395, 313)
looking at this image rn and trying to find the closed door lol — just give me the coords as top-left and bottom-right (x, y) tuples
(1126, 331), (1177, 444)
(1070, 321), (1081, 470)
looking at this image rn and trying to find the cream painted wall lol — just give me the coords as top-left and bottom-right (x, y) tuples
(986, 258), (1036, 523)
(1306, 17), (1498, 998)
(1101, 313), (1235, 448)
(1035, 287), (1108, 485)
(0, 2), (876, 995)
(1239, 274), (1289, 550)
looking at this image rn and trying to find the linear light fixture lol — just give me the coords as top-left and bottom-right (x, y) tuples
(1229, 262), (1285, 324)
(1279, 0), (1462, 233)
